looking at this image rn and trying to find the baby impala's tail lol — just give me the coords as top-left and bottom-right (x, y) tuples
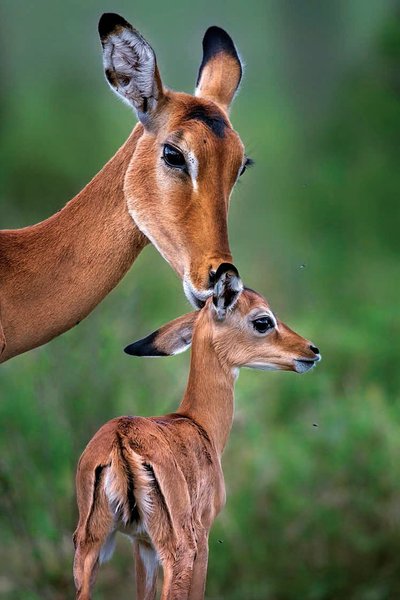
(104, 434), (153, 526)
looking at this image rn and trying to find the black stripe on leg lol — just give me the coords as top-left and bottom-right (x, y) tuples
(85, 464), (105, 539)
(116, 432), (140, 523)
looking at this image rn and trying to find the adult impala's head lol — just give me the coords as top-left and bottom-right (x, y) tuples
(125, 264), (321, 374)
(99, 13), (250, 307)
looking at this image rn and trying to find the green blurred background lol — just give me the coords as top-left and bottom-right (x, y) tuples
(1, 1), (399, 598)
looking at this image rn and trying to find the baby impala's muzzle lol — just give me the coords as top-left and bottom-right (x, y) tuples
(294, 351), (321, 374)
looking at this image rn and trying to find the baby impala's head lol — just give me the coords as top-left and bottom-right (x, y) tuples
(125, 263), (321, 374)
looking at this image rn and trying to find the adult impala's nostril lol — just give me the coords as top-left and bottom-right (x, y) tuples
(208, 269), (216, 286)
(310, 345), (320, 355)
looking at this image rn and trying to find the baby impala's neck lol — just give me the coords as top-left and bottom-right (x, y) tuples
(177, 330), (237, 455)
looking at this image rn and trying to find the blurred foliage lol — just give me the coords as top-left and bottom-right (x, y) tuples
(1, 1), (399, 599)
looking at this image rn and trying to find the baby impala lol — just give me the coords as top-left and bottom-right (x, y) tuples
(73, 264), (320, 600)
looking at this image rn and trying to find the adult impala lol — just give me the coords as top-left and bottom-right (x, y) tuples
(73, 264), (321, 600)
(0, 13), (251, 363)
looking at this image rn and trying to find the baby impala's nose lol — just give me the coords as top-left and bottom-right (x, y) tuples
(310, 345), (320, 355)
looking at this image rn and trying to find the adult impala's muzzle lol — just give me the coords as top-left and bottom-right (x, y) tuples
(183, 262), (233, 309)
(183, 277), (213, 309)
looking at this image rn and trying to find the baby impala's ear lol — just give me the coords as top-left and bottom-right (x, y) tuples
(212, 262), (243, 320)
(98, 13), (165, 129)
(124, 313), (197, 357)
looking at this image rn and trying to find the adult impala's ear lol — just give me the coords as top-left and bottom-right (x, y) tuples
(124, 313), (197, 358)
(195, 26), (242, 112)
(98, 13), (164, 128)
(212, 263), (243, 320)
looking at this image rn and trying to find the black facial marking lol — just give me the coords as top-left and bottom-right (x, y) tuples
(142, 97), (148, 113)
(185, 105), (228, 138)
(196, 26), (242, 88)
(98, 13), (132, 41)
(124, 331), (168, 357)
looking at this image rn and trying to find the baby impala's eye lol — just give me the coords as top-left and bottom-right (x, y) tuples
(162, 144), (187, 169)
(252, 316), (275, 334)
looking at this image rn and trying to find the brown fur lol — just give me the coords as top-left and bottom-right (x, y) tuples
(0, 35), (246, 363)
(196, 54), (242, 110)
(0, 130), (146, 363)
(73, 287), (320, 599)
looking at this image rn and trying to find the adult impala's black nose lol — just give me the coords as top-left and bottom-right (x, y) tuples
(310, 345), (320, 355)
(208, 269), (216, 286)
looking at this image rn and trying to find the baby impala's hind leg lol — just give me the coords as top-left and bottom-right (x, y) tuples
(73, 518), (115, 600)
(73, 463), (115, 600)
(74, 538), (102, 600)
(134, 539), (158, 600)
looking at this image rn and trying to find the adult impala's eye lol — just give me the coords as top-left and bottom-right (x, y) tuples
(252, 316), (275, 334)
(162, 144), (186, 169)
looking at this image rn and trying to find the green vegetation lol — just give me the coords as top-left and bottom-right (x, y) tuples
(0, 1), (399, 598)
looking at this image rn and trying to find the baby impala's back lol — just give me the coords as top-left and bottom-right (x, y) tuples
(73, 264), (321, 600)
(77, 413), (223, 534)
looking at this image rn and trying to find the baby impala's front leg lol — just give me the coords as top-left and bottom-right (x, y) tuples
(188, 529), (209, 600)
(160, 545), (196, 600)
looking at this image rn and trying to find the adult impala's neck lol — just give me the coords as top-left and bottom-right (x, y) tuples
(0, 125), (148, 362)
(178, 329), (236, 455)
